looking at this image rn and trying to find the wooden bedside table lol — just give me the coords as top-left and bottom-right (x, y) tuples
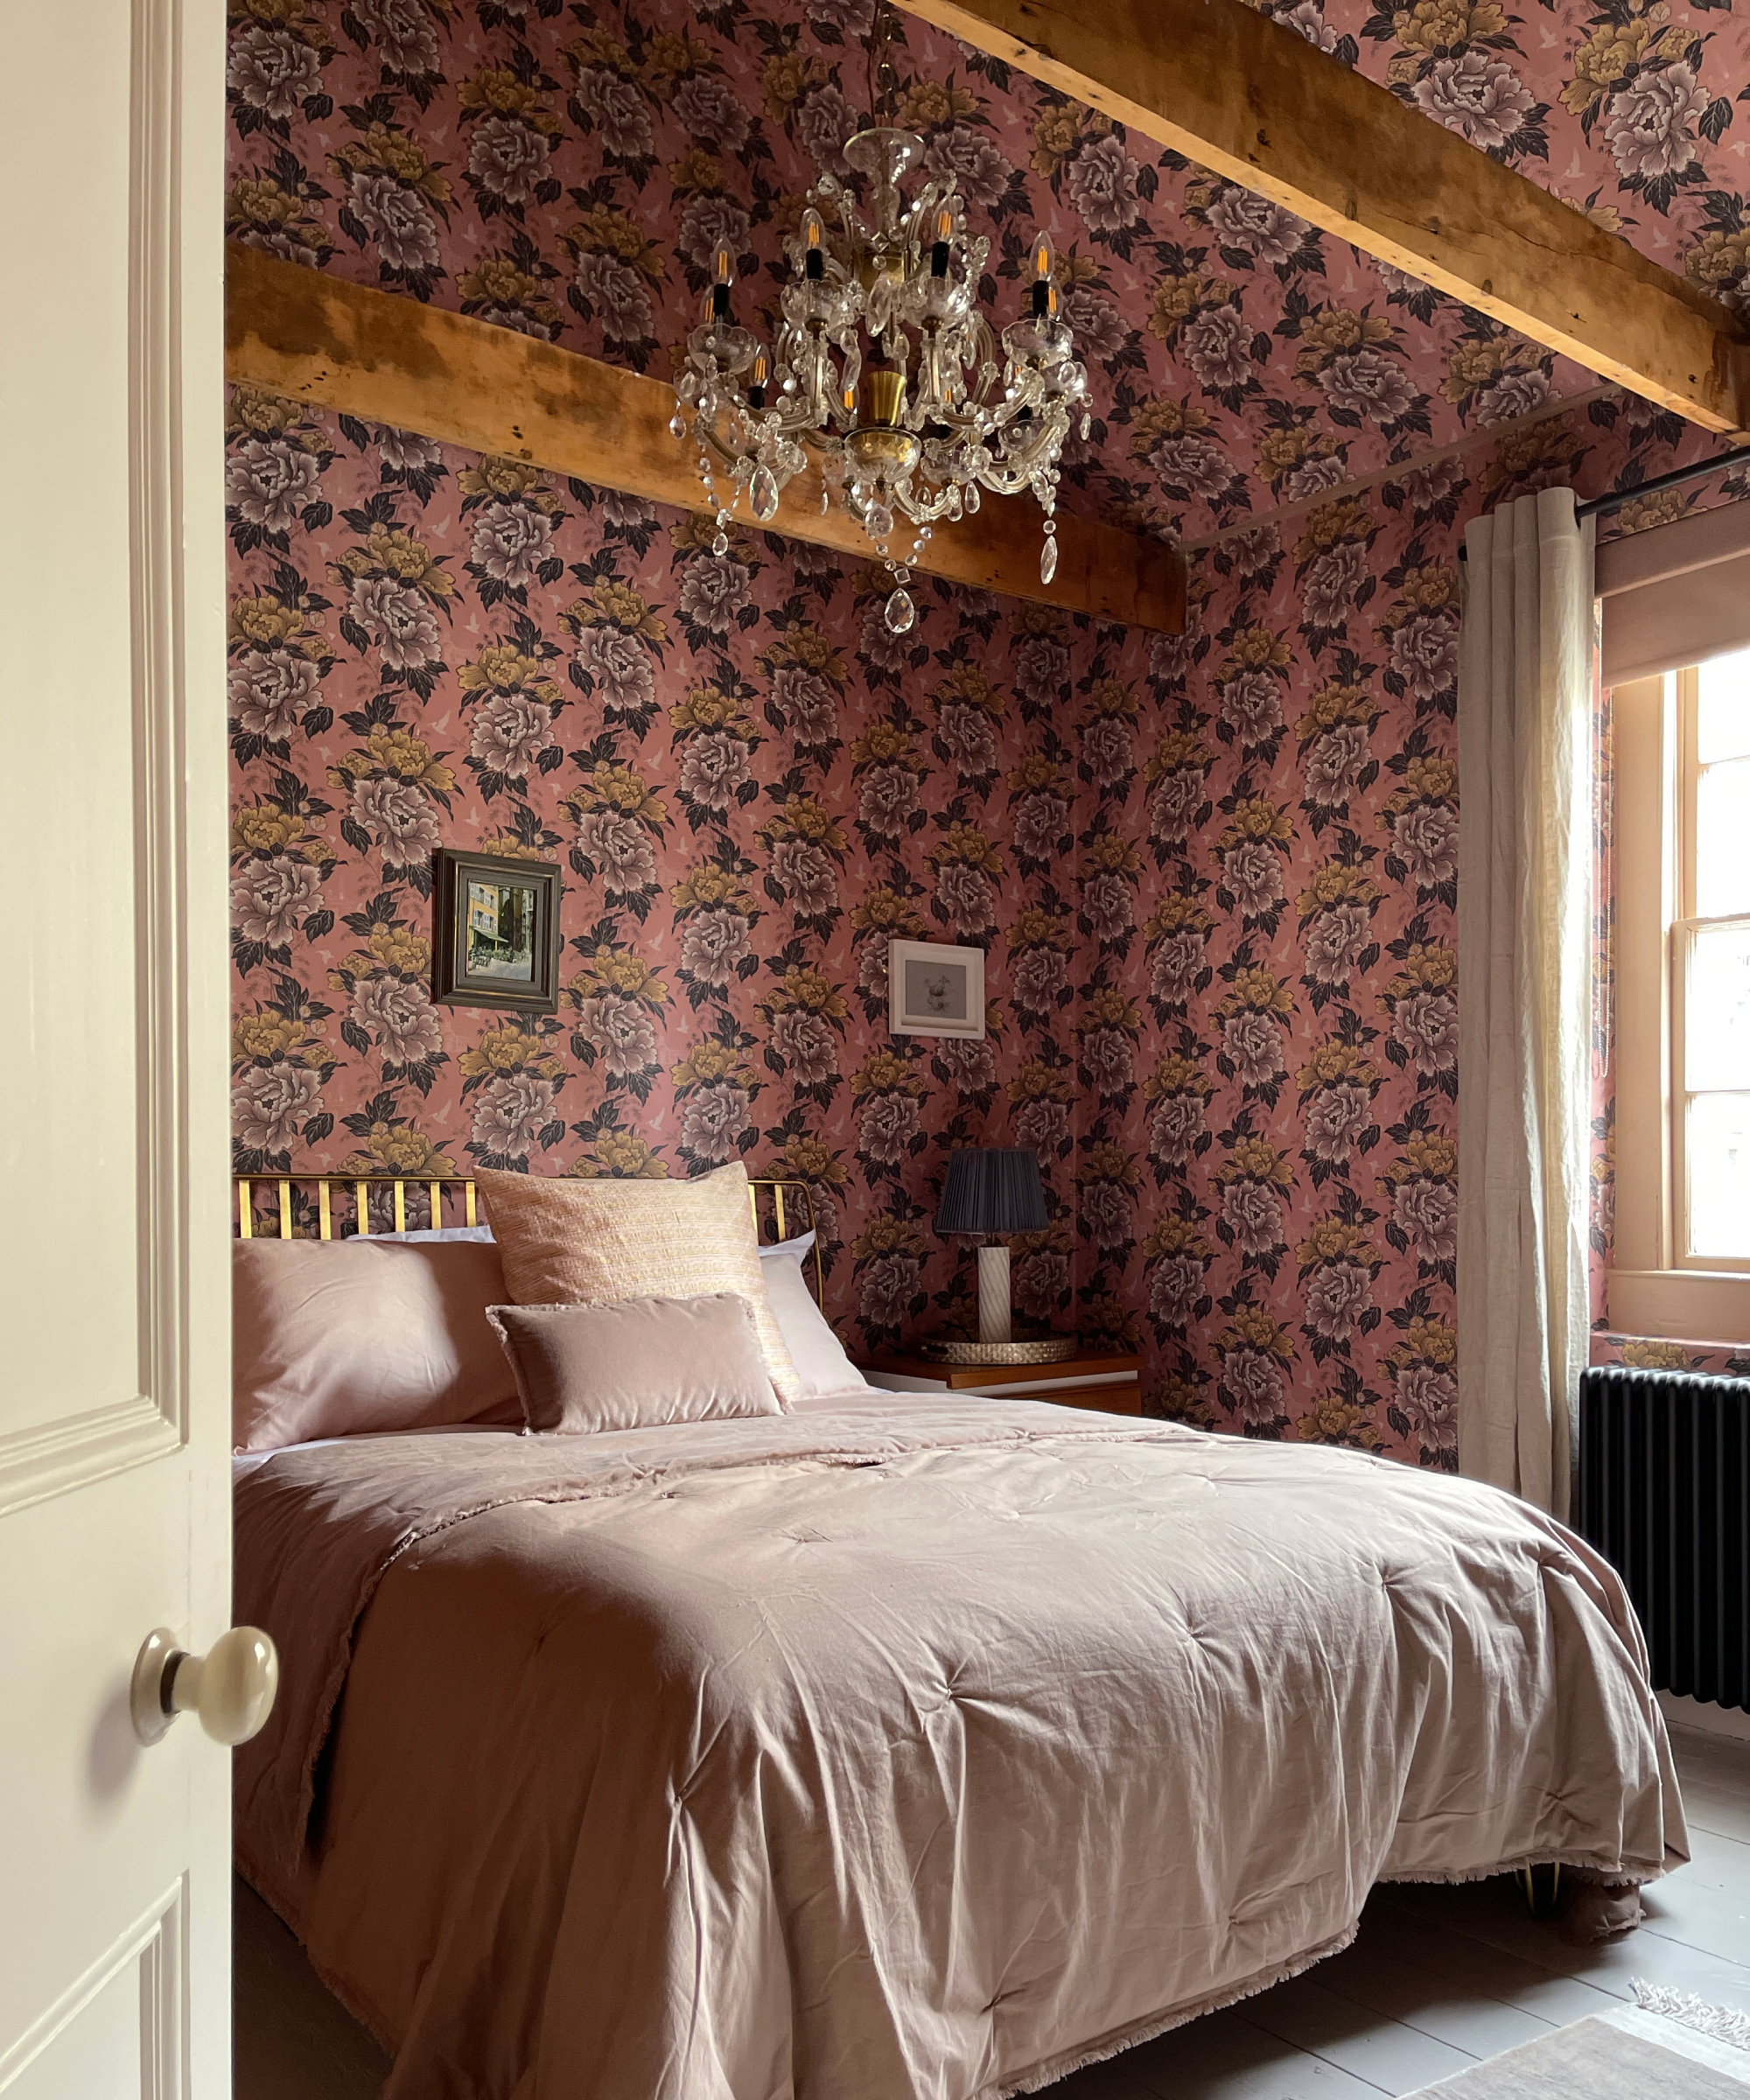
(858, 1348), (1143, 1416)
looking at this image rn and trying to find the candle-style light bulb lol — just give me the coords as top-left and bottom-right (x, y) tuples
(712, 243), (734, 318)
(930, 205), (953, 278)
(1029, 230), (1055, 318)
(749, 350), (769, 410)
(802, 208), (826, 283)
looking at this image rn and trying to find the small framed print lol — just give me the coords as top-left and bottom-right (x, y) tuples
(433, 849), (563, 1013)
(889, 939), (986, 1039)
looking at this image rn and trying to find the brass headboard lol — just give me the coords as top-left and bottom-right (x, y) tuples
(236, 1172), (479, 1242)
(232, 1173), (825, 1303)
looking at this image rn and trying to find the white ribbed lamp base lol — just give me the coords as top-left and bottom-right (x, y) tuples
(976, 1243), (1012, 1345)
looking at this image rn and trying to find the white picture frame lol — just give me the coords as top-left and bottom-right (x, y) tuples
(889, 939), (986, 1038)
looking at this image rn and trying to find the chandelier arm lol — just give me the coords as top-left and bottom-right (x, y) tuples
(744, 396), (825, 444)
(988, 410), (1070, 461)
(923, 382), (1058, 443)
(971, 462), (1039, 500)
(692, 416), (748, 471)
(892, 482), (963, 527)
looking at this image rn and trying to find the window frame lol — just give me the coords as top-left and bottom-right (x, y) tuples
(1606, 666), (1750, 1339)
(1671, 664), (1750, 1274)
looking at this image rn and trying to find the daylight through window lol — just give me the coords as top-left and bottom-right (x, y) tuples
(1678, 647), (1750, 1264)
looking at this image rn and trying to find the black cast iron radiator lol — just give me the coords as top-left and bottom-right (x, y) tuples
(1577, 1365), (1750, 1713)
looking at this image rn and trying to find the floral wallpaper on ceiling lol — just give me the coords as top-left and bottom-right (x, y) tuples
(224, 0), (1738, 558)
(1250, 0), (1750, 322)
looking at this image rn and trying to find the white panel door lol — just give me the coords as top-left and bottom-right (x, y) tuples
(0, 2), (232, 2095)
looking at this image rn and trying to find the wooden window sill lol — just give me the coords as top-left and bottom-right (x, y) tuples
(1605, 1268), (1750, 1345)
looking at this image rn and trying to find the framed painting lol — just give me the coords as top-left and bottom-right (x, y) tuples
(433, 849), (563, 1013)
(889, 939), (986, 1039)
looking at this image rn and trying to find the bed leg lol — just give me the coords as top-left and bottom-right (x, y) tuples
(1516, 1864), (1562, 1919)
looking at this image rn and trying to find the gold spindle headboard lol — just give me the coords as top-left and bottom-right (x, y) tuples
(234, 1174), (480, 1243)
(231, 1172), (827, 1306)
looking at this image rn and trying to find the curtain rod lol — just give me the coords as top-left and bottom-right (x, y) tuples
(1575, 443), (1750, 521)
(1457, 443), (1750, 557)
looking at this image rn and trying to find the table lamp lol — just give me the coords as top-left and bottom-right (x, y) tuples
(935, 1146), (1049, 1345)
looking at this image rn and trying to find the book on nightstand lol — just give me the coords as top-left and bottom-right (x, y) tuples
(857, 1348), (1144, 1417)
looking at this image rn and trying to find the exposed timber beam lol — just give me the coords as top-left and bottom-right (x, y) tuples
(225, 242), (1184, 634)
(896, 0), (1750, 437)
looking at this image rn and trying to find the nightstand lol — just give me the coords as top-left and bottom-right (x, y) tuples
(858, 1348), (1143, 1416)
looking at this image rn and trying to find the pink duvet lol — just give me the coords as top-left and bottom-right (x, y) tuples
(234, 1393), (1685, 2099)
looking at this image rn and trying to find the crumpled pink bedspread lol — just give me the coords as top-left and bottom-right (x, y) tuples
(234, 1393), (1685, 2100)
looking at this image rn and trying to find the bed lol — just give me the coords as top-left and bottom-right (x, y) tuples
(232, 1172), (1687, 2100)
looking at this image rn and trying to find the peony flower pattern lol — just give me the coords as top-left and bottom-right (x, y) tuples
(226, 0), (1750, 553)
(226, 0), (1750, 1449)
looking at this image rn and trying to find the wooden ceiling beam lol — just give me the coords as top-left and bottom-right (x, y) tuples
(897, 0), (1750, 436)
(224, 243), (1184, 634)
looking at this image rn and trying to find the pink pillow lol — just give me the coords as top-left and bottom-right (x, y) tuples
(232, 1238), (522, 1452)
(486, 1292), (783, 1434)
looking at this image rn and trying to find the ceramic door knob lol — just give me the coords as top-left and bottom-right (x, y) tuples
(131, 1625), (279, 1746)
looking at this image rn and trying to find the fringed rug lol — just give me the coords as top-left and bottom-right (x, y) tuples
(1407, 1985), (1750, 2095)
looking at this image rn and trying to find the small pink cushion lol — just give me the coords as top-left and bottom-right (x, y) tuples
(232, 1238), (522, 1452)
(485, 1292), (783, 1435)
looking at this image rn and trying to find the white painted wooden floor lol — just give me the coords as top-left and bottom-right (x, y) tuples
(234, 1726), (1750, 2100)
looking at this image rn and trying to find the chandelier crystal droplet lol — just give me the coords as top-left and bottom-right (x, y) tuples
(666, 0), (1084, 595)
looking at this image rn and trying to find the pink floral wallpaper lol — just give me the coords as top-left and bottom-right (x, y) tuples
(1592, 1332), (1750, 1375)
(241, 367), (1704, 1459)
(1256, 0), (1750, 321)
(227, 0), (1750, 1457)
(228, 376), (1475, 1457)
(228, 389), (1125, 1354)
(225, 0), (1747, 553)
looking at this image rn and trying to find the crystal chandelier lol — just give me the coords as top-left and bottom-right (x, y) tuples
(669, 4), (1090, 634)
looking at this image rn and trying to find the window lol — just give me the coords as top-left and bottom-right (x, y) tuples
(1609, 648), (1750, 1339)
(1675, 650), (1750, 1268)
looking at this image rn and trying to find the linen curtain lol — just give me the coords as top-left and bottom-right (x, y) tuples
(1456, 486), (1596, 1517)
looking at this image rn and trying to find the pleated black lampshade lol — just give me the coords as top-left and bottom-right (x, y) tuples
(934, 1147), (1049, 1236)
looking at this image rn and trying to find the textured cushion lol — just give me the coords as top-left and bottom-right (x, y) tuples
(477, 1164), (800, 1406)
(486, 1293), (782, 1434)
(755, 1232), (872, 1402)
(232, 1238), (521, 1452)
(379, 1224), (495, 1243)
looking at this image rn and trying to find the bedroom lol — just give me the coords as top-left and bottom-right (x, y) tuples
(3, 0), (1750, 2096)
